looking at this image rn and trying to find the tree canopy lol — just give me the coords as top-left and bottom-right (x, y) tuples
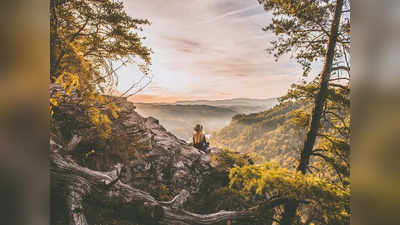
(223, 0), (352, 224)
(258, 0), (350, 77)
(50, 0), (152, 137)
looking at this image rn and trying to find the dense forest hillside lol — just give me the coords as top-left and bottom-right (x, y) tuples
(134, 98), (277, 141)
(134, 103), (237, 141)
(210, 101), (307, 167)
(177, 98), (278, 114)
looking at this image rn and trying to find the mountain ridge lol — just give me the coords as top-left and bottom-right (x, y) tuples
(132, 98), (278, 140)
(176, 97), (278, 104)
(128, 97), (278, 105)
(210, 101), (306, 167)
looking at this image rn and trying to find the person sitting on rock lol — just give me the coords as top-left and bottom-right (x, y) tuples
(191, 124), (209, 153)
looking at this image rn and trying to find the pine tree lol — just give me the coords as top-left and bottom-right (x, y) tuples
(256, 0), (350, 223)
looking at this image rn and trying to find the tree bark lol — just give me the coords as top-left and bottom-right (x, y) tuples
(50, 0), (57, 81)
(51, 152), (164, 225)
(281, 0), (344, 224)
(50, 152), (265, 225)
(297, 0), (344, 174)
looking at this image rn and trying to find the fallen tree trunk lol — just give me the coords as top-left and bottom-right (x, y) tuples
(50, 152), (260, 225)
(161, 208), (254, 225)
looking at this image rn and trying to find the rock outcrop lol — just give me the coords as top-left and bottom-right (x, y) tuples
(50, 85), (263, 225)
(106, 99), (213, 195)
(51, 84), (217, 199)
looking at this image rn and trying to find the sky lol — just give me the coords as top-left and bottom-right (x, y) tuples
(116, 0), (305, 103)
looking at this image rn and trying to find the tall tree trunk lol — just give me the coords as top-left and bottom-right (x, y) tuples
(50, 0), (57, 82)
(281, 0), (344, 224)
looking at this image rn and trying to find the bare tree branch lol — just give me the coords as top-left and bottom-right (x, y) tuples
(51, 152), (289, 225)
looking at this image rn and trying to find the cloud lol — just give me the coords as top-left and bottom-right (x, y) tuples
(198, 5), (259, 24)
(117, 0), (302, 102)
(128, 94), (187, 103)
(163, 36), (202, 48)
(162, 36), (204, 54)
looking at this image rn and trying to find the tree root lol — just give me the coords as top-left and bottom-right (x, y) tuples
(50, 152), (261, 225)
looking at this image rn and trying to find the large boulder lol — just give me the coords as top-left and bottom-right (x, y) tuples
(50, 85), (217, 199)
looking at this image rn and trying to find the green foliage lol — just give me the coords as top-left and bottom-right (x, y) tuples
(277, 73), (350, 185)
(257, 0), (351, 186)
(290, 109), (311, 128)
(187, 150), (276, 225)
(257, 0), (351, 191)
(211, 101), (306, 168)
(258, 0), (350, 77)
(87, 107), (112, 138)
(194, 187), (252, 212)
(279, 80), (320, 102)
(213, 96), (350, 222)
(211, 149), (256, 172)
(230, 163), (350, 225)
(50, 0), (152, 138)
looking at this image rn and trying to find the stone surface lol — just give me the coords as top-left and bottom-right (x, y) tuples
(50, 85), (219, 199)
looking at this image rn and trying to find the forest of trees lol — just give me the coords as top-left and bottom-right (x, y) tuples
(219, 0), (351, 224)
(211, 101), (306, 167)
(50, 0), (351, 225)
(223, 0), (350, 224)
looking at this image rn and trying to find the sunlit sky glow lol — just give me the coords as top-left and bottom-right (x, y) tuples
(117, 0), (307, 103)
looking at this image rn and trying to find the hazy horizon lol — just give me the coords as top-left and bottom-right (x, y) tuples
(116, 0), (317, 103)
(129, 95), (278, 104)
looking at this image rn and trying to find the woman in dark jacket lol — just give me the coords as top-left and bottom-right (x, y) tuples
(192, 124), (209, 152)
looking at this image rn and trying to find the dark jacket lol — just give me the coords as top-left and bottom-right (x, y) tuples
(193, 133), (207, 150)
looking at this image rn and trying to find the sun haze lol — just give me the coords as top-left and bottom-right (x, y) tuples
(117, 0), (302, 103)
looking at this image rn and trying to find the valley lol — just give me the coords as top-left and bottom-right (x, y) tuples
(134, 98), (278, 141)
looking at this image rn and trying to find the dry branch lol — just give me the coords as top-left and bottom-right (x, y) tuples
(51, 152), (264, 225)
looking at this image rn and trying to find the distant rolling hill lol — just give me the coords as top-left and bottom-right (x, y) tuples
(133, 98), (278, 141)
(177, 98), (278, 114)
